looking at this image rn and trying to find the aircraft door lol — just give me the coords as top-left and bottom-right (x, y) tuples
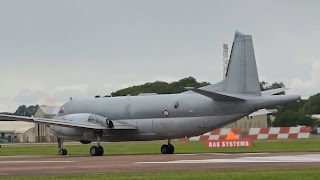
(126, 96), (137, 127)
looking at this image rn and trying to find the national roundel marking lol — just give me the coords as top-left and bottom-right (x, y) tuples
(163, 110), (169, 116)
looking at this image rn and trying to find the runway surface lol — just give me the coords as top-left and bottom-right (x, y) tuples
(1, 152), (320, 176)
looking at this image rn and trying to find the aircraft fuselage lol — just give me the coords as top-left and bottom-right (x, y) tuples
(49, 92), (298, 142)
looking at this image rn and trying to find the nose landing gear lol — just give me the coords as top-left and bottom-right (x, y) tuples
(57, 138), (67, 155)
(59, 148), (68, 155)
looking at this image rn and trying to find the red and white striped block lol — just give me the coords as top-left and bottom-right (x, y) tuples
(187, 128), (241, 141)
(246, 126), (311, 140)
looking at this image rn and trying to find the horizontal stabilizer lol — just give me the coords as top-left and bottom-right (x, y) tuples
(186, 87), (246, 101)
(262, 88), (288, 96)
(249, 108), (278, 117)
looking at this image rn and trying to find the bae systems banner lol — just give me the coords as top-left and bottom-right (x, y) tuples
(207, 139), (252, 148)
(205, 130), (252, 148)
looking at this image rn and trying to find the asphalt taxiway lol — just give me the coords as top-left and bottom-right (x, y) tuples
(1, 152), (320, 176)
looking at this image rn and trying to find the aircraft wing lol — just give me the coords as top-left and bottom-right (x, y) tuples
(262, 88), (288, 96)
(248, 108), (278, 117)
(0, 114), (137, 130)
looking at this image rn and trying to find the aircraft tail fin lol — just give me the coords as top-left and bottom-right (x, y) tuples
(202, 31), (261, 96)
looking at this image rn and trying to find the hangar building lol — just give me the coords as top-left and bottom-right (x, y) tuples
(0, 121), (34, 142)
(34, 105), (60, 142)
(224, 114), (268, 132)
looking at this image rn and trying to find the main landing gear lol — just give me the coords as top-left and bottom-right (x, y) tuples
(90, 146), (104, 156)
(57, 136), (104, 156)
(161, 139), (175, 154)
(90, 136), (104, 156)
(57, 137), (173, 156)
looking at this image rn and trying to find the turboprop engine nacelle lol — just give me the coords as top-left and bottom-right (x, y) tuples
(59, 113), (114, 128)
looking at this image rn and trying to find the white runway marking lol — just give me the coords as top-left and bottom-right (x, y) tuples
(0, 160), (74, 164)
(243, 153), (269, 155)
(138, 154), (320, 164)
(0, 155), (45, 158)
(175, 153), (268, 156)
(203, 153), (230, 156)
(175, 153), (232, 156)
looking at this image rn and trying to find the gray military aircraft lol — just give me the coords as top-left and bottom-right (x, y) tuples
(0, 31), (300, 156)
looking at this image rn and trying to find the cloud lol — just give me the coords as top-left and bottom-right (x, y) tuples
(52, 84), (89, 102)
(38, 97), (61, 106)
(53, 84), (89, 94)
(51, 84), (116, 101)
(0, 84), (91, 112)
(289, 60), (320, 98)
(13, 89), (49, 104)
(0, 96), (22, 112)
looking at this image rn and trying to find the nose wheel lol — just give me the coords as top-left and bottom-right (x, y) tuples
(57, 138), (67, 156)
(59, 148), (68, 155)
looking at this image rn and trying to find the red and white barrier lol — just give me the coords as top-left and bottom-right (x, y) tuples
(246, 126), (311, 140)
(186, 128), (241, 141)
(182, 126), (311, 141)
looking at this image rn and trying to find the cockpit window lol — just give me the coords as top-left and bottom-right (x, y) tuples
(59, 106), (65, 114)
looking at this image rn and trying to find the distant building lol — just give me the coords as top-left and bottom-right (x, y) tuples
(34, 106), (60, 142)
(0, 121), (34, 142)
(312, 114), (320, 120)
(0, 129), (14, 142)
(224, 114), (268, 132)
(0, 99), (61, 143)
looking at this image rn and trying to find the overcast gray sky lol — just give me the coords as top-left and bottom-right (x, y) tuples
(1, 0), (319, 112)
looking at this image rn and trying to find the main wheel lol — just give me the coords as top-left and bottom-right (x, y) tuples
(98, 146), (104, 156)
(161, 144), (175, 154)
(161, 144), (169, 154)
(58, 148), (67, 155)
(90, 146), (98, 156)
(90, 146), (104, 156)
(168, 144), (175, 154)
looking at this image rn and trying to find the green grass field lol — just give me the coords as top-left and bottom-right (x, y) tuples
(1, 168), (320, 180)
(1, 138), (320, 156)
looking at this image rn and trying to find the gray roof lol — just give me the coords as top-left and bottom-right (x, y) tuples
(0, 122), (34, 133)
